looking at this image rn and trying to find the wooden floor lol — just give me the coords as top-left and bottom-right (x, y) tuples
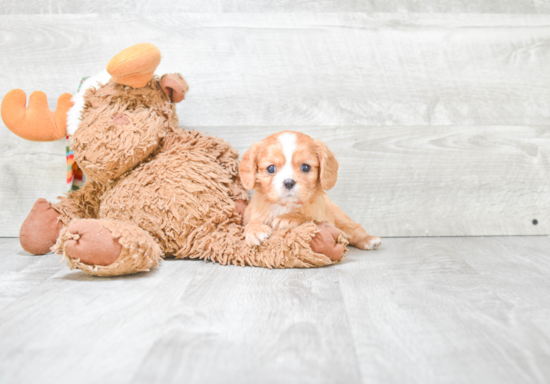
(0, 236), (549, 383)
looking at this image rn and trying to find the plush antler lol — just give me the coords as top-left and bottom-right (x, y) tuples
(107, 43), (161, 88)
(1, 90), (73, 141)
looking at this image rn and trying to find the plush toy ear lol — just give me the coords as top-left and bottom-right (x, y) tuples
(315, 140), (338, 190)
(240, 142), (260, 191)
(160, 74), (189, 103)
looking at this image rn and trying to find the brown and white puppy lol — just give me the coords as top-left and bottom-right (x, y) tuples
(240, 131), (382, 250)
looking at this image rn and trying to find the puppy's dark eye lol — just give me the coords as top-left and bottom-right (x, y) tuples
(301, 164), (311, 173)
(266, 165), (276, 174)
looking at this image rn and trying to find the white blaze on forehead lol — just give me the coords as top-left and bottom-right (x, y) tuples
(273, 132), (297, 196)
(66, 70), (111, 136)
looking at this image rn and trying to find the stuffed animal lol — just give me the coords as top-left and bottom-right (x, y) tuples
(1, 43), (347, 276)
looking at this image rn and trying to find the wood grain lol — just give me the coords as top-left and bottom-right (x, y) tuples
(0, 238), (61, 312)
(1, 13), (549, 236)
(336, 236), (550, 383)
(1, 236), (549, 383)
(1, 14), (550, 127)
(1, 1), (549, 14)
(3, 125), (547, 237)
(132, 266), (360, 384)
(187, 125), (550, 237)
(0, 245), (361, 384)
(0, 257), (201, 384)
(0, 136), (66, 237)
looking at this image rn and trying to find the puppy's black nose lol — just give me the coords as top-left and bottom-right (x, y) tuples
(283, 179), (296, 190)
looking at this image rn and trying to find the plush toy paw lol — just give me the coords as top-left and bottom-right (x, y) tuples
(245, 223), (273, 246)
(271, 216), (306, 231)
(356, 235), (382, 250)
(19, 198), (63, 255)
(64, 220), (122, 266)
(54, 219), (162, 277)
(310, 222), (346, 262)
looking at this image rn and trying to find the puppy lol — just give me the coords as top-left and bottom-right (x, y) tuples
(239, 131), (382, 251)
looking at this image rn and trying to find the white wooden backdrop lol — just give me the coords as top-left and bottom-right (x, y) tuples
(0, 10), (549, 237)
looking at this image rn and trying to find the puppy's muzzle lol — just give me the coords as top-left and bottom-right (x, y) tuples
(283, 179), (296, 190)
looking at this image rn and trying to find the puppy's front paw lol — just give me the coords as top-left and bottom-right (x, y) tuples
(245, 224), (273, 246)
(357, 235), (382, 250)
(272, 216), (305, 230)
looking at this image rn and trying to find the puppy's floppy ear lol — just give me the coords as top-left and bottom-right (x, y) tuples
(240, 142), (260, 191)
(315, 140), (338, 190)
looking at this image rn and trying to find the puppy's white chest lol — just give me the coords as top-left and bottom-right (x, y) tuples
(268, 201), (302, 223)
(270, 203), (293, 218)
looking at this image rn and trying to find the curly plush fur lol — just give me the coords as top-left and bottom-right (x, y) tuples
(3, 44), (349, 277)
(42, 75), (348, 276)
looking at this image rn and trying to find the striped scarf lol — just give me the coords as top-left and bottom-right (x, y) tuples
(65, 77), (88, 192)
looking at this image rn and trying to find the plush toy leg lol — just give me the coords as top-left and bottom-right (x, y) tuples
(52, 219), (161, 277)
(182, 221), (348, 268)
(51, 180), (106, 226)
(19, 181), (108, 255)
(19, 198), (63, 255)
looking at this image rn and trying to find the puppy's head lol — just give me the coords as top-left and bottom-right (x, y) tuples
(240, 131), (338, 204)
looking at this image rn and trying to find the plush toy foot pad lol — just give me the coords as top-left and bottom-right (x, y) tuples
(20, 198), (63, 255)
(65, 221), (122, 266)
(53, 219), (162, 276)
(310, 222), (346, 262)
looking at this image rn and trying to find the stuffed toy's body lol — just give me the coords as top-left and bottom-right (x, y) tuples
(1, 44), (347, 276)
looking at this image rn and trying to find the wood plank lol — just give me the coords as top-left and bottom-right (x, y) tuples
(0, 257), (201, 384)
(0, 136), (65, 237)
(0, 239), (360, 384)
(202, 125), (550, 237)
(1, 13), (550, 236)
(1, 14), (550, 127)
(336, 236), (550, 384)
(1, 236), (550, 383)
(132, 266), (360, 384)
(0, 238), (63, 311)
(0, 134), (66, 237)
(1, 0), (549, 14)
(2, 124), (548, 237)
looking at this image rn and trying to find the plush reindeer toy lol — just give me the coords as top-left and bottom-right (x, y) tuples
(1, 43), (347, 276)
